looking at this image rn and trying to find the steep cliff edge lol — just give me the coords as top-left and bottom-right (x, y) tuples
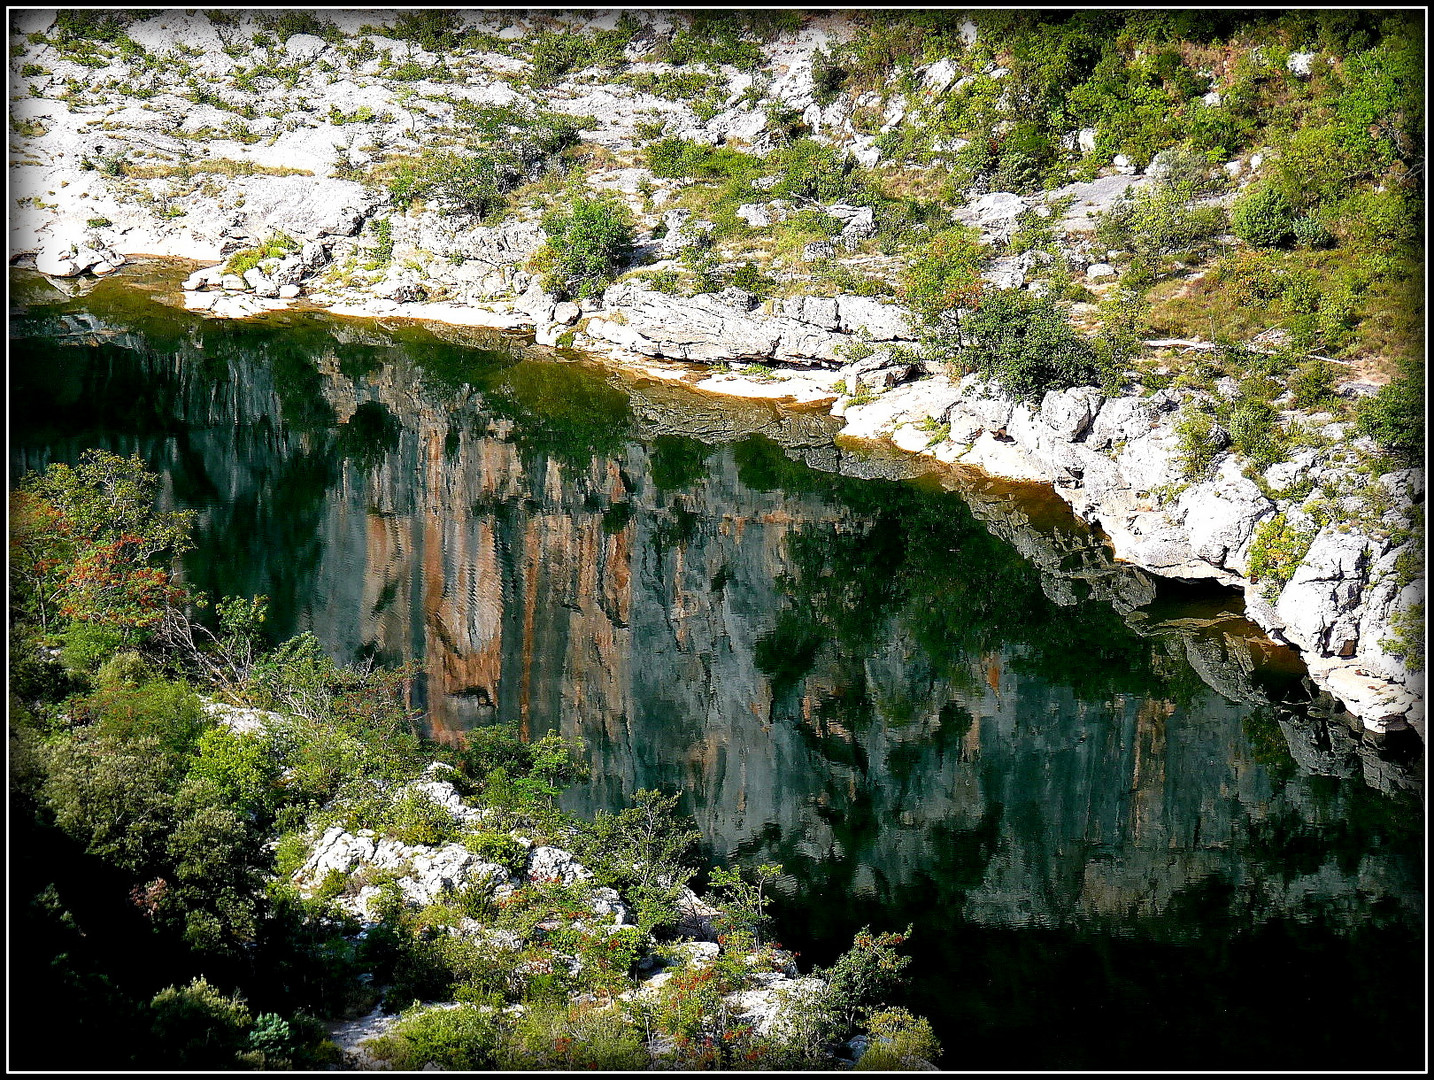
(8, 9), (1422, 733)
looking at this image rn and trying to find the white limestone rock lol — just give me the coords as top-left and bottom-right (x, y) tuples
(1275, 527), (1374, 656)
(525, 845), (594, 885)
(1176, 458), (1276, 571)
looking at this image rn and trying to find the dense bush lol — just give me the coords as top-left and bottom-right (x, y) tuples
(901, 227), (987, 324)
(957, 291), (1107, 399)
(768, 139), (859, 203)
(1356, 362), (1424, 464)
(388, 152), (511, 219)
(1231, 187), (1296, 249)
(149, 977), (252, 1069)
(1174, 406), (1225, 479)
(539, 197), (636, 300)
(1246, 513), (1318, 601)
(645, 138), (761, 182)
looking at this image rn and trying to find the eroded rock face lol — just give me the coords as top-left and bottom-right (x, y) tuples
(295, 825), (513, 916)
(588, 283), (914, 364)
(1275, 528), (1373, 655)
(1176, 460), (1275, 572)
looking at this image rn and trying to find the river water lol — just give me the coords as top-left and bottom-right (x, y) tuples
(9, 267), (1425, 1069)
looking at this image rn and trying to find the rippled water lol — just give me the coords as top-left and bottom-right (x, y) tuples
(10, 266), (1425, 1069)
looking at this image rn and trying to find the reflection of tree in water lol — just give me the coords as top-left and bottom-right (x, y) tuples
(741, 431), (1208, 747)
(335, 400), (401, 472)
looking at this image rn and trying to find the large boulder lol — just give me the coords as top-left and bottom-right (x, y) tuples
(525, 845), (594, 885)
(834, 294), (913, 340)
(1275, 527), (1374, 656)
(1040, 387), (1105, 441)
(1176, 459), (1275, 571)
(1086, 396), (1158, 449)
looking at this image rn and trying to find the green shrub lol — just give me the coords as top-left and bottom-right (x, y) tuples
(86, 678), (207, 759)
(60, 622), (126, 673)
(1227, 394), (1286, 470)
(527, 22), (636, 86)
(148, 977), (252, 1070)
(366, 1003), (505, 1069)
(257, 11), (343, 43)
(707, 862), (782, 946)
(1381, 603), (1424, 672)
(901, 228), (986, 325)
(382, 789), (458, 846)
(579, 788), (700, 934)
(1356, 365), (1424, 464)
(463, 829), (528, 873)
(246, 1013), (295, 1059)
(810, 48), (847, 105)
(958, 291), (1107, 399)
(1095, 179), (1227, 279)
(1246, 513), (1318, 601)
(769, 138), (858, 202)
(224, 233), (299, 275)
(856, 1007), (941, 1070)
(388, 152), (510, 219)
(539, 197), (636, 300)
(1288, 360), (1339, 410)
(644, 138), (761, 182)
(819, 926), (915, 1034)
(730, 261), (776, 296)
(188, 726), (280, 822)
(1175, 406), (1223, 478)
(43, 730), (181, 874)
(498, 999), (647, 1070)
(1231, 186), (1296, 249)
(1290, 215), (1335, 250)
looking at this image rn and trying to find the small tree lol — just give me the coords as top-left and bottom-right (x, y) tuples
(1231, 186), (1296, 248)
(901, 227), (987, 327)
(581, 789), (701, 933)
(539, 197), (636, 299)
(707, 862), (783, 946)
(958, 290), (1107, 399)
(11, 450), (194, 636)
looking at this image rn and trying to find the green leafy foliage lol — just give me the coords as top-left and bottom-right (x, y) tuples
(580, 789), (701, 934)
(1246, 513), (1318, 601)
(149, 977), (252, 1070)
(366, 1002), (504, 1069)
(1381, 603), (1424, 672)
(539, 196), (636, 300)
(958, 291), (1107, 399)
(224, 233), (299, 276)
(1096, 176), (1227, 282)
(855, 1007), (941, 1070)
(1356, 361), (1424, 464)
(527, 18), (638, 86)
(11, 450), (194, 635)
(1231, 186), (1296, 249)
(707, 862), (782, 946)
(901, 227), (987, 324)
(644, 138), (761, 182)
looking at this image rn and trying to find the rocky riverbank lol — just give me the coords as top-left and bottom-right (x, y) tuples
(8, 9), (1422, 735)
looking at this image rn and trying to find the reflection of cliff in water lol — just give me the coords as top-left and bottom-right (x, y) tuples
(9, 283), (1421, 941)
